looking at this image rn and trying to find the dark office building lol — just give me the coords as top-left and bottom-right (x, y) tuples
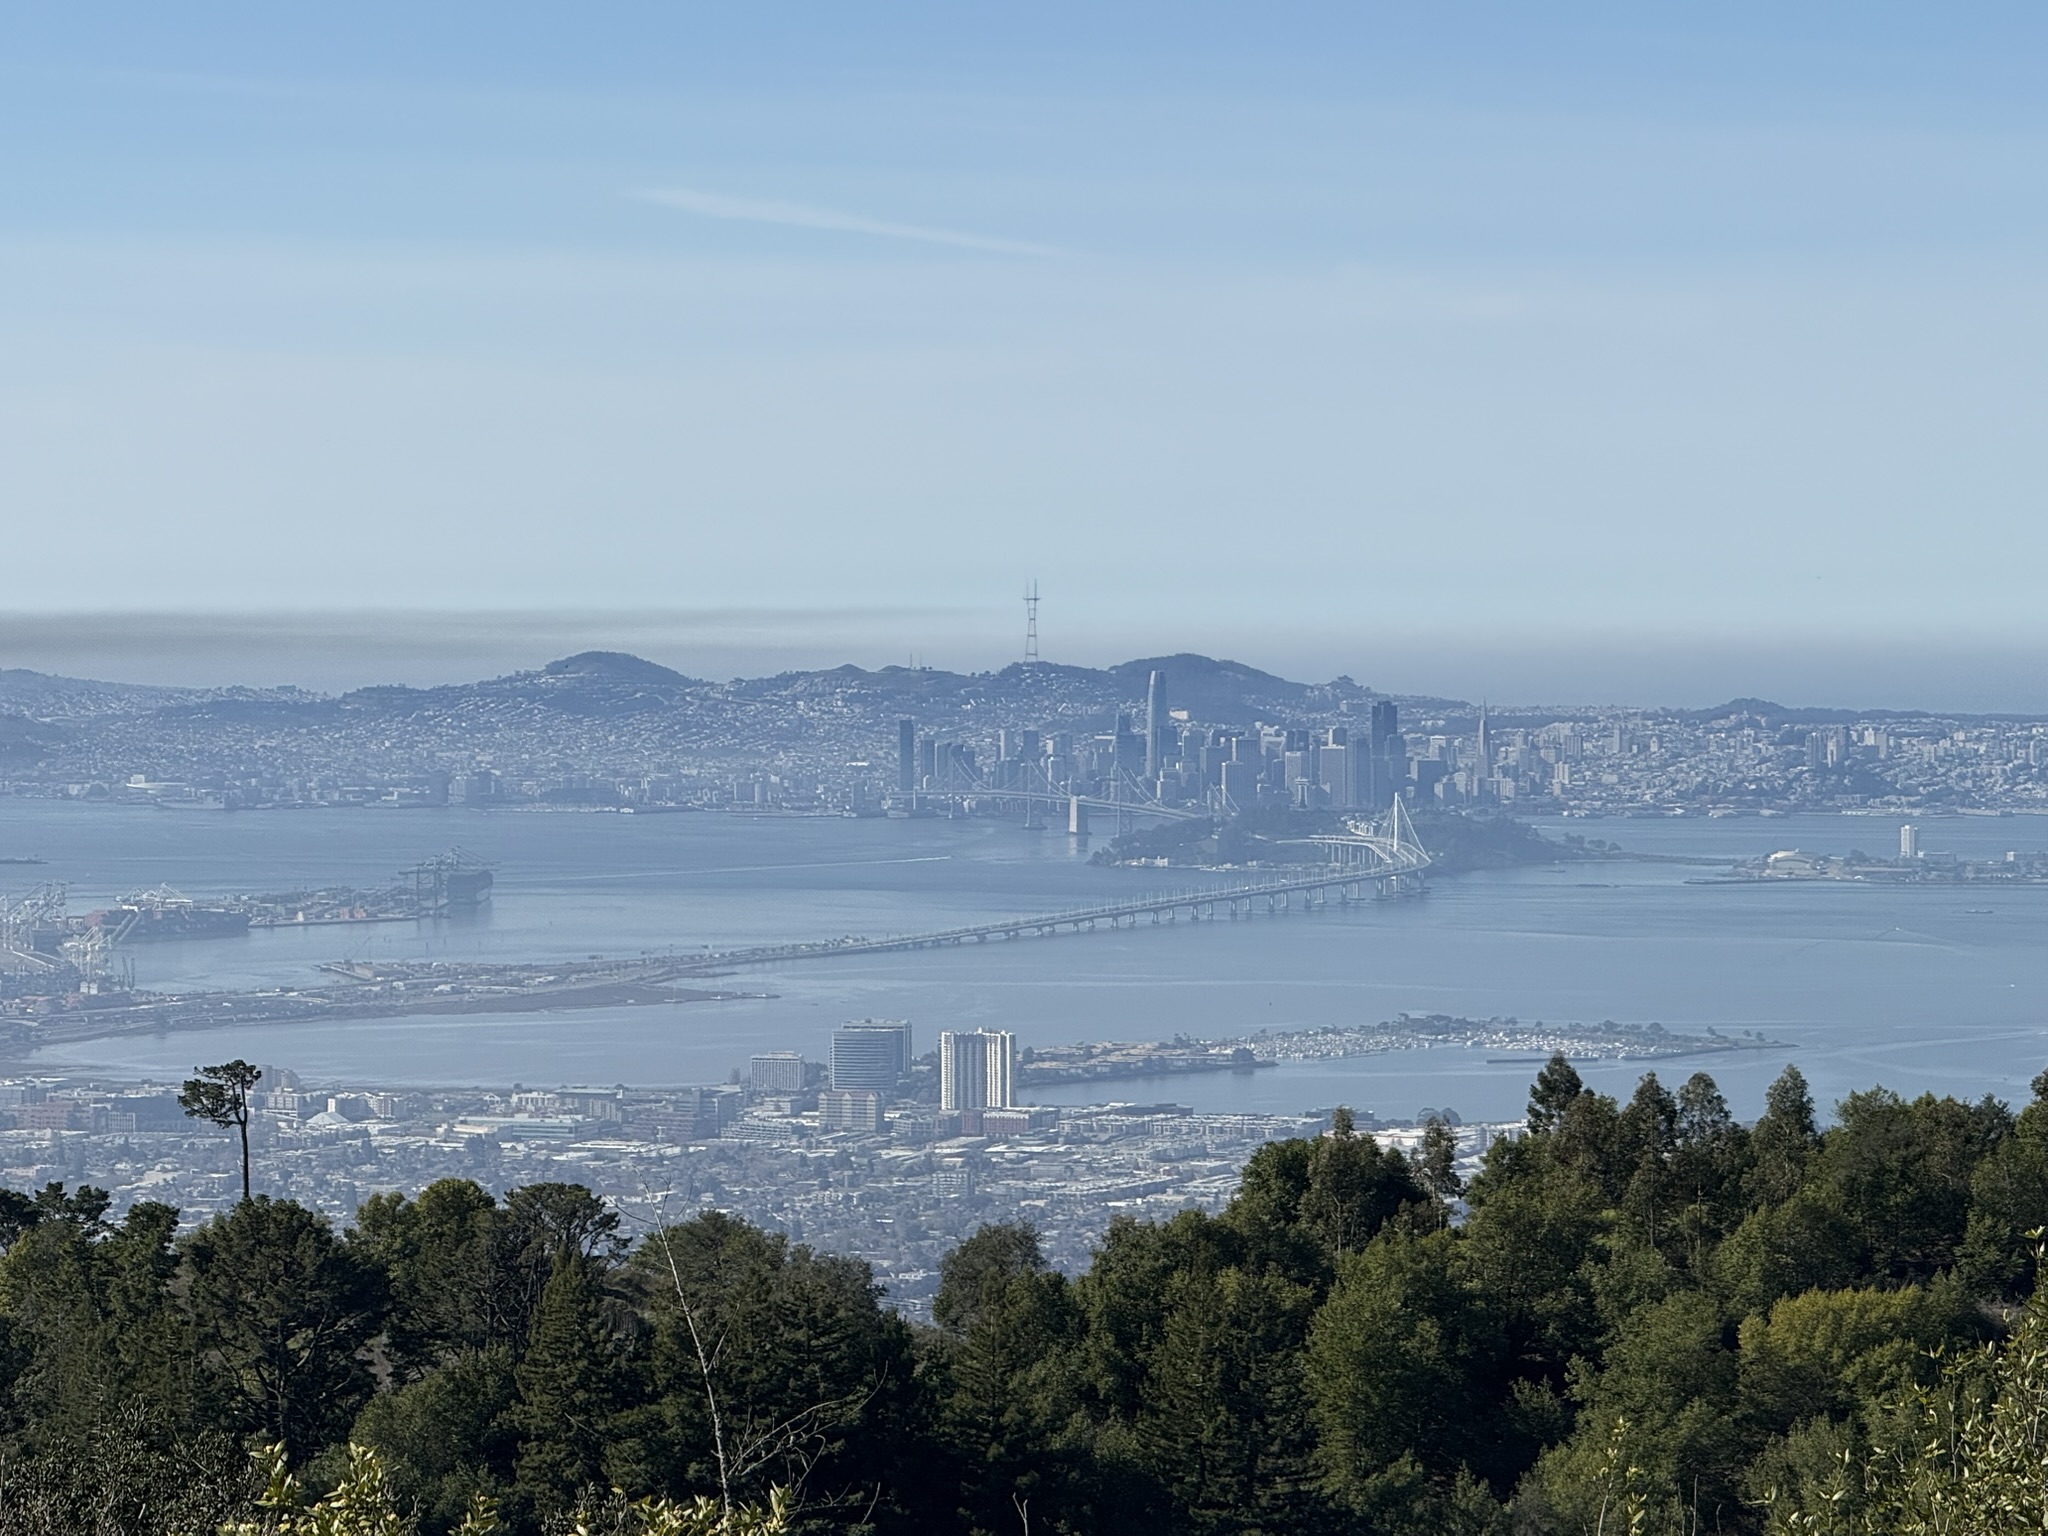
(1111, 713), (1144, 777)
(1368, 700), (1405, 808)
(832, 1020), (914, 1092)
(1368, 700), (1398, 750)
(677, 1086), (740, 1138)
(897, 719), (917, 795)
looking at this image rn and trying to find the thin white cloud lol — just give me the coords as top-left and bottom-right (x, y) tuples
(634, 186), (1062, 257)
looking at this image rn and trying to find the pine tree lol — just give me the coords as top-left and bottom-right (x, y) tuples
(1528, 1052), (1587, 1134)
(1747, 1063), (1820, 1206)
(184, 1197), (386, 1457)
(178, 1060), (261, 1203)
(1137, 1264), (1323, 1535)
(1414, 1116), (1464, 1222)
(1300, 1107), (1424, 1265)
(511, 1245), (615, 1517)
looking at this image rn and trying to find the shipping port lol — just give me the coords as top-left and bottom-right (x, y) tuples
(248, 848), (494, 927)
(0, 849), (496, 1003)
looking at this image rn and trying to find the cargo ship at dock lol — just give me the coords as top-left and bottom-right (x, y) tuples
(88, 888), (252, 942)
(245, 850), (493, 927)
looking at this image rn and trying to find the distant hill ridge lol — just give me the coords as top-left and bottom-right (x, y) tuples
(0, 656), (2004, 724)
(540, 651), (701, 687)
(0, 651), (1384, 729)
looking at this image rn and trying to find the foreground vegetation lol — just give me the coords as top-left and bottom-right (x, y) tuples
(3, 1058), (2048, 1533)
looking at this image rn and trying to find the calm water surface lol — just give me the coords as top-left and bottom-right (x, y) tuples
(5, 803), (2047, 1123)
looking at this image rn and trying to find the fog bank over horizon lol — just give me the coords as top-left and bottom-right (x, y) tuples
(1, 609), (2043, 717)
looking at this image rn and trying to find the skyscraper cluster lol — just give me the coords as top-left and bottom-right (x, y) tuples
(892, 678), (1411, 816)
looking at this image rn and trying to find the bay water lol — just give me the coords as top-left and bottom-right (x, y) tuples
(5, 801), (2047, 1125)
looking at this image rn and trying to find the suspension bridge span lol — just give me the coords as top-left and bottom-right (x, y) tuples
(656, 800), (1430, 975)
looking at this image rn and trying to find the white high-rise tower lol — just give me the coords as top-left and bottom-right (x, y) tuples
(939, 1029), (1016, 1112)
(1144, 669), (1166, 779)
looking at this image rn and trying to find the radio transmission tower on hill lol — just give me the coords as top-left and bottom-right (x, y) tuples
(1024, 580), (1040, 662)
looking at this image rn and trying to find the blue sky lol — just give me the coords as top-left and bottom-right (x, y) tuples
(3, 5), (2046, 704)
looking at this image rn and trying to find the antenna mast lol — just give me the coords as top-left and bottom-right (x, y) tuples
(1023, 580), (1040, 662)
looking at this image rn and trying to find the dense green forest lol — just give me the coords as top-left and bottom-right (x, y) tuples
(6, 1058), (2048, 1534)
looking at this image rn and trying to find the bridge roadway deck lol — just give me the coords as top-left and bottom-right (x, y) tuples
(658, 860), (1424, 976)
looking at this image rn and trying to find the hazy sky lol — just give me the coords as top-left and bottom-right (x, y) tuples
(4, 6), (2046, 705)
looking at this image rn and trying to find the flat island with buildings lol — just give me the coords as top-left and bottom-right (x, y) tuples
(1713, 821), (2048, 884)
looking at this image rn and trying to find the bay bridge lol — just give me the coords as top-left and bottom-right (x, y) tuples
(657, 798), (1431, 976)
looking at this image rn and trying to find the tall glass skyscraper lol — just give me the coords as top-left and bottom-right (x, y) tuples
(1144, 669), (1166, 778)
(897, 719), (917, 795)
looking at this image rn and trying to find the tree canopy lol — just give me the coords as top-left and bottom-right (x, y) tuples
(0, 1058), (2043, 1534)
